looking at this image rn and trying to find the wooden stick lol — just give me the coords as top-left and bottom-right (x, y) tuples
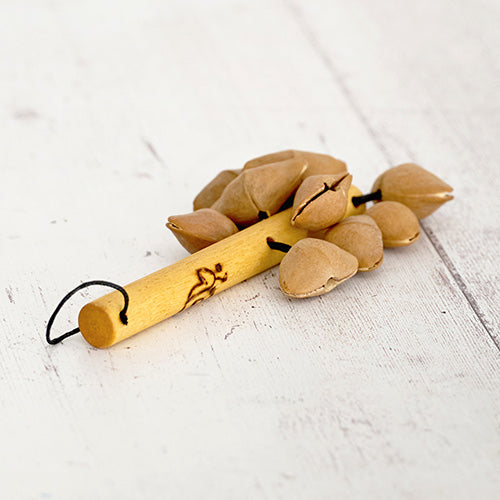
(78, 208), (307, 348)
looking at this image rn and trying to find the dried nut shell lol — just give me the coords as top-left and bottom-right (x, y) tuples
(324, 215), (383, 271)
(244, 150), (295, 169)
(291, 173), (352, 231)
(279, 238), (358, 298)
(372, 163), (453, 219)
(166, 208), (238, 254)
(366, 201), (420, 247)
(344, 184), (367, 218)
(212, 158), (307, 226)
(244, 149), (347, 180)
(293, 151), (347, 178)
(193, 169), (240, 210)
(308, 184), (364, 240)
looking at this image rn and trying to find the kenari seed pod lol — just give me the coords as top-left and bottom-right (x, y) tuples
(244, 149), (347, 179)
(324, 215), (383, 271)
(372, 163), (453, 219)
(212, 159), (306, 225)
(291, 173), (352, 231)
(279, 238), (358, 298)
(166, 208), (239, 254)
(366, 201), (421, 247)
(193, 169), (240, 210)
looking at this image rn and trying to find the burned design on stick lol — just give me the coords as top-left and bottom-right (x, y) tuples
(182, 263), (228, 311)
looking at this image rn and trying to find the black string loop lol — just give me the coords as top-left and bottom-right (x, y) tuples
(46, 281), (129, 345)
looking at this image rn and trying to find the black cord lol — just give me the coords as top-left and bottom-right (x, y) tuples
(46, 280), (129, 345)
(351, 189), (382, 207)
(266, 237), (292, 253)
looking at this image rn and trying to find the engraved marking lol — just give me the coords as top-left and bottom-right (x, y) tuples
(181, 263), (228, 311)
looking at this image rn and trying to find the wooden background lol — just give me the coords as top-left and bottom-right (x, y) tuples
(1, 0), (499, 498)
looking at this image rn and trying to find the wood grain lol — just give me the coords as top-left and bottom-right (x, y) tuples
(1, 1), (499, 499)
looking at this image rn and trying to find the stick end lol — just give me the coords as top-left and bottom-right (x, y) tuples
(78, 302), (118, 348)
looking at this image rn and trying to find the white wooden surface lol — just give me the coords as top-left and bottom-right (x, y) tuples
(1, 0), (499, 498)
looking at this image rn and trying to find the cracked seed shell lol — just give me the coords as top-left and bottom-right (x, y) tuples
(279, 238), (358, 298)
(308, 184), (365, 240)
(193, 169), (240, 210)
(212, 158), (307, 226)
(324, 215), (383, 271)
(372, 163), (453, 219)
(366, 201), (420, 247)
(244, 149), (347, 180)
(291, 173), (352, 231)
(166, 208), (238, 254)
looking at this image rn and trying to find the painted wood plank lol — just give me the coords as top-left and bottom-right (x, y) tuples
(0, 1), (499, 499)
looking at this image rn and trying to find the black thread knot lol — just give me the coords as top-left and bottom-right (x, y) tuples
(46, 280), (129, 345)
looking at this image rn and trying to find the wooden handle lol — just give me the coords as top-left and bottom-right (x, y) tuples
(78, 208), (307, 348)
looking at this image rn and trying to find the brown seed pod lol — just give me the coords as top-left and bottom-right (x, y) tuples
(212, 158), (307, 226)
(293, 151), (347, 178)
(193, 169), (240, 211)
(366, 201), (420, 247)
(372, 163), (453, 219)
(244, 150), (295, 169)
(307, 184), (365, 240)
(279, 238), (358, 298)
(324, 215), (383, 271)
(244, 149), (347, 179)
(166, 208), (238, 254)
(291, 173), (352, 231)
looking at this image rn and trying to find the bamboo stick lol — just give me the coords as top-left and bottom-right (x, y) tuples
(78, 208), (307, 348)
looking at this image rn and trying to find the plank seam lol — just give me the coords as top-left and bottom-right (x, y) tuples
(285, 0), (499, 352)
(421, 223), (499, 351)
(284, 0), (394, 165)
